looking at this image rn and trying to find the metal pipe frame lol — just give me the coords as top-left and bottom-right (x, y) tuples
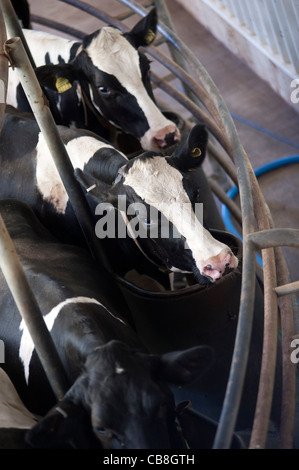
(5, 0), (299, 449)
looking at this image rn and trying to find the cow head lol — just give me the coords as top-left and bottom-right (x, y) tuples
(26, 340), (214, 449)
(76, 124), (239, 285)
(34, 8), (180, 152)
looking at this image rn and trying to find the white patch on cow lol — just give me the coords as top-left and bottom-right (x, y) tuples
(124, 157), (238, 272)
(23, 29), (76, 66)
(86, 28), (176, 143)
(35, 133), (123, 213)
(19, 296), (127, 384)
(7, 30), (76, 108)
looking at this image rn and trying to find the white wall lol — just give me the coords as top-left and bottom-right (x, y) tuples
(176, 0), (299, 114)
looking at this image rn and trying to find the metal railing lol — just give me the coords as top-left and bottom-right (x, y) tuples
(210, 0), (299, 74)
(0, 0), (298, 450)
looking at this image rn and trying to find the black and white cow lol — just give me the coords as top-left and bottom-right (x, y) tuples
(0, 199), (214, 449)
(7, 8), (180, 152)
(0, 106), (238, 285)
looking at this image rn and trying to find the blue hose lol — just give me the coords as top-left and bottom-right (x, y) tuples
(221, 155), (299, 267)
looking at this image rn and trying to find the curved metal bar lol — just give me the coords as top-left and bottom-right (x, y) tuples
(59, 0), (125, 27)
(151, 71), (229, 151)
(249, 224), (298, 447)
(249, 229), (299, 249)
(31, 14), (85, 39)
(154, 0), (204, 108)
(208, 179), (242, 226)
(207, 139), (238, 186)
(247, 169), (296, 449)
(274, 247), (297, 448)
(275, 281), (299, 297)
(250, 244), (278, 449)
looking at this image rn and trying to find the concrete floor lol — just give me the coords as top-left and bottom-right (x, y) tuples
(6, 0), (299, 447)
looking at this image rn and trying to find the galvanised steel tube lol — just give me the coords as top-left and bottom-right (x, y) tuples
(150, 71), (229, 152)
(248, 229), (299, 249)
(249, 227), (299, 448)
(275, 248), (298, 448)
(4, 36), (111, 274)
(30, 15), (85, 40)
(0, 213), (70, 399)
(275, 282), (299, 297)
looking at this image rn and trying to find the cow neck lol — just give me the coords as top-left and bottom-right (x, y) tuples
(112, 170), (171, 274)
(118, 210), (171, 274)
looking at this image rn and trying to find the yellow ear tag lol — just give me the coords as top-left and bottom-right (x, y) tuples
(55, 77), (72, 93)
(191, 147), (202, 157)
(145, 29), (156, 45)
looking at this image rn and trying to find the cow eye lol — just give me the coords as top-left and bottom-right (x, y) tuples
(94, 426), (124, 447)
(98, 86), (111, 96)
(94, 426), (113, 438)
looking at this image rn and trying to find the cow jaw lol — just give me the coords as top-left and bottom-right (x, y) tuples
(123, 157), (238, 282)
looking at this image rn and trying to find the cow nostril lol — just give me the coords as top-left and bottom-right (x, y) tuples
(153, 131), (177, 149)
(164, 131), (176, 146)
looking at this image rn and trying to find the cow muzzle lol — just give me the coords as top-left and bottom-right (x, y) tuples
(202, 249), (239, 282)
(152, 124), (181, 150)
(140, 123), (180, 152)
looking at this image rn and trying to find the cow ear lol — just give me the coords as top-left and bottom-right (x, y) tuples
(35, 64), (76, 93)
(158, 345), (214, 385)
(125, 8), (157, 48)
(170, 124), (208, 172)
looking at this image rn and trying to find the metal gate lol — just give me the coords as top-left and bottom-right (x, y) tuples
(0, 0), (298, 449)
